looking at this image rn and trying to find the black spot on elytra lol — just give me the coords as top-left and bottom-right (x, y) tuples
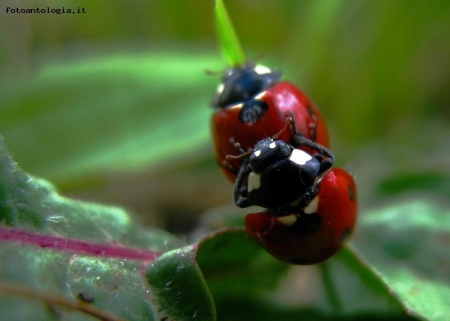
(305, 104), (317, 121)
(305, 104), (318, 141)
(309, 123), (317, 141)
(238, 100), (268, 124)
(339, 227), (351, 243)
(348, 184), (355, 202)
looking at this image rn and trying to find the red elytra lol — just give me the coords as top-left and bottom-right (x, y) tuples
(244, 167), (357, 265)
(211, 81), (330, 182)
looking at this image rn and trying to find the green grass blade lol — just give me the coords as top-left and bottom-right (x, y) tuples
(215, 0), (246, 66)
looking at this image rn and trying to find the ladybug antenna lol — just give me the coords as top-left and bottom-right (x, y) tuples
(225, 149), (252, 161)
(272, 117), (294, 140)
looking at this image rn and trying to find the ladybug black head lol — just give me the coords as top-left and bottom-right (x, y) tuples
(249, 139), (291, 173)
(212, 63), (281, 108)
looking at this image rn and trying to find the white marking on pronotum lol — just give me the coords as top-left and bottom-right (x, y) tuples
(254, 65), (271, 75)
(254, 150), (261, 157)
(248, 172), (261, 191)
(229, 103), (244, 110)
(290, 149), (312, 165)
(276, 214), (297, 226)
(304, 196), (319, 214)
(254, 92), (265, 100)
(216, 83), (224, 94)
(269, 142), (277, 149)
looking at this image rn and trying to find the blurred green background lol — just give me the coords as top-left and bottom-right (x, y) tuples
(1, 0), (449, 234)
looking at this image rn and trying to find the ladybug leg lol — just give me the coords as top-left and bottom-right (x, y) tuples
(223, 138), (250, 178)
(292, 134), (335, 165)
(286, 113), (334, 164)
(229, 137), (247, 154)
(317, 157), (333, 176)
(234, 159), (252, 208)
(216, 159), (239, 176)
(311, 153), (333, 175)
(234, 187), (252, 208)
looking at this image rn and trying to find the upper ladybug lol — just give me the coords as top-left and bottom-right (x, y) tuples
(211, 63), (330, 182)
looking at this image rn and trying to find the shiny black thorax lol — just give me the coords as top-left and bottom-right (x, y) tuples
(212, 63), (281, 108)
(234, 139), (331, 211)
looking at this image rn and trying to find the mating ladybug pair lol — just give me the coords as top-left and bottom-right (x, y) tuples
(210, 63), (357, 265)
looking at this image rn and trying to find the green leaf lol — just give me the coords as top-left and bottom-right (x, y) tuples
(0, 137), (182, 320)
(353, 198), (450, 320)
(208, 241), (413, 320)
(196, 229), (288, 302)
(148, 224), (416, 320)
(316, 247), (411, 318)
(215, 0), (246, 66)
(0, 52), (221, 183)
(0, 135), (427, 320)
(146, 245), (217, 321)
(146, 228), (284, 321)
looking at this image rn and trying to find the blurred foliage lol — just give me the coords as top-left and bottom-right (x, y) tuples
(1, 1), (450, 319)
(2, 0), (449, 149)
(0, 53), (220, 181)
(1, 0), (449, 225)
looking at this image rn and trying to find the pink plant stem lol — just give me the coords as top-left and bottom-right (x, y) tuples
(0, 227), (160, 262)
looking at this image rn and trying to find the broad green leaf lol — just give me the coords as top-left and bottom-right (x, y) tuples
(0, 136), (427, 320)
(146, 229), (285, 321)
(0, 52), (222, 183)
(353, 198), (450, 320)
(148, 225), (416, 320)
(311, 247), (414, 319)
(205, 238), (414, 320)
(196, 229), (288, 302)
(0, 137), (182, 320)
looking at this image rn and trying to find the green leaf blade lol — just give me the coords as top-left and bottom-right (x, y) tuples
(215, 0), (246, 66)
(353, 198), (450, 320)
(146, 245), (217, 321)
(147, 221), (417, 320)
(0, 137), (183, 320)
(0, 52), (221, 184)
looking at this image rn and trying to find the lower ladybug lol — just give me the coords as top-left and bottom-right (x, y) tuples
(245, 167), (357, 265)
(232, 136), (334, 210)
(211, 63), (330, 182)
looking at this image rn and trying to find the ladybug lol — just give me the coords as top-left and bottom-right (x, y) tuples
(244, 167), (357, 265)
(211, 63), (330, 182)
(232, 137), (334, 210)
